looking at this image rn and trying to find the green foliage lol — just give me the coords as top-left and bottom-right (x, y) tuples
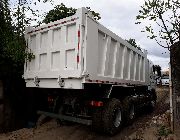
(136, 0), (180, 48)
(153, 65), (162, 76)
(126, 38), (142, 51)
(43, 3), (101, 24)
(43, 3), (76, 24)
(86, 7), (101, 21)
(157, 125), (172, 137)
(0, 0), (37, 77)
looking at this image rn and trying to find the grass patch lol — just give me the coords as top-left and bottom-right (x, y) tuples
(157, 125), (172, 137)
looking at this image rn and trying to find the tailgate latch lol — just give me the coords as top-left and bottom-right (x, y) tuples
(57, 76), (65, 87)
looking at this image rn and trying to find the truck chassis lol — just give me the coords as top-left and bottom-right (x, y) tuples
(33, 83), (156, 135)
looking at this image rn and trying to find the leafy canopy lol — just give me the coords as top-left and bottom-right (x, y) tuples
(126, 38), (142, 51)
(0, 0), (33, 77)
(0, 0), (50, 77)
(43, 3), (76, 24)
(136, 0), (180, 48)
(153, 65), (162, 77)
(43, 3), (101, 24)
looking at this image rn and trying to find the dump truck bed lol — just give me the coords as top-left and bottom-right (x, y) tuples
(24, 8), (151, 89)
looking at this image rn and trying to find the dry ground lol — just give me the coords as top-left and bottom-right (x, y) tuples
(0, 87), (175, 140)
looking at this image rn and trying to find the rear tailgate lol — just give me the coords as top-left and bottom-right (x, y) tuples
(24, 8), (86, 89)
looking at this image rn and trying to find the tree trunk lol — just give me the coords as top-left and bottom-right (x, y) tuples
(170, 41), (180, 135)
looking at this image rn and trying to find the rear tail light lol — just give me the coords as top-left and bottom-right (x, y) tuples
(48, 96), (54, 102)
(90, 101), (104, 107)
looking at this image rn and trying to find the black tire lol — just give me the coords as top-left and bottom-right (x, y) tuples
(122, 97), (136, 124)
(102, 98), (123, 135)
(126, 103), (135, 124)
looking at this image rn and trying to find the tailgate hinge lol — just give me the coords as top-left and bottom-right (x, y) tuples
(34, 76), (40, 87)
(57, 76), (65, 87)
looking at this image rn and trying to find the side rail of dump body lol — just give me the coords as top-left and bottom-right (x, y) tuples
(83, 13), (150, 87)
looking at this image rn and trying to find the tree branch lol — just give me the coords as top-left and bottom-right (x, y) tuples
(154, 38), (169, 48)
(157, 10), (174, 45)
(156, 21), (166, 30)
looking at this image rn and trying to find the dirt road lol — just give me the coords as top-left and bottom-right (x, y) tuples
(0, 87), (170, 140)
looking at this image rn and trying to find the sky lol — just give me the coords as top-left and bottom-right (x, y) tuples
(18, 0), (170, 71)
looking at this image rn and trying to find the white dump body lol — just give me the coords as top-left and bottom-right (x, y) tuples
(24, 8), (153, 89)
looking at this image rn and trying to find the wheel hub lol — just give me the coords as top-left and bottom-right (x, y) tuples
(113, 108), (122, 128)
(129, 105), (135, 120)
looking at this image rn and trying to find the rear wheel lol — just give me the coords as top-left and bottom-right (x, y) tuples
(102, 99), (123, 135)
(92, 98), (123, 135)
(122, 97), (136, 124)
(127, 103), (135, 123)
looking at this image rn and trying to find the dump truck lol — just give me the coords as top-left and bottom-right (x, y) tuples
(24, 7), (157, 135)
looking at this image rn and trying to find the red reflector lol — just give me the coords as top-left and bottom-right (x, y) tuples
(78, 42), (80, 50)
(78, 30), (80, 37)
(77, 55), (79, 63)
(90, 101), (103, 107)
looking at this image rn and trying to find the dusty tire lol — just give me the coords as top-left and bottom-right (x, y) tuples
(122, 97), (136, 124)
(126, 103), (135, 124)
(102, 99), (123, 135)
(126, 98), (136, 124)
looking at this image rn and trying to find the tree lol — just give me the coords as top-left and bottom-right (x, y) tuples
(136, 0), (180, 49)
(0, 0), (38, 77)
(126, 38), (142, 51)
(43, 3), (76, 24)
(43, 3), (101, 24)
(0, 0), (56, 77)
(153, 65), (162, 77)
(86, 7), (101, 20)
(0, 0), (23, 76)
(0, 0), (51, 131)
(136, 0), (180, 134)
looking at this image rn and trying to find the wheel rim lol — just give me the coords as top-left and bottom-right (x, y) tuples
(129, 105), (135, 120)
(113, 108), (122, 128)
